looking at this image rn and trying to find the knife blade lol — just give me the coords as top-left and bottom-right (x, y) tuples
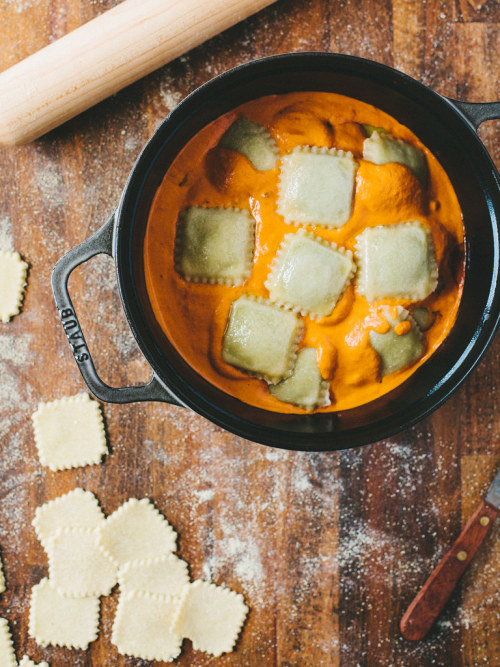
(400, 464), (500, 641)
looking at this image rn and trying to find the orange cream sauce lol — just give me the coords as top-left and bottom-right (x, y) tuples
(144, 92), (465, 413)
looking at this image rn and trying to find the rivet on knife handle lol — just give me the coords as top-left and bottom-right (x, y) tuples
(399, 497), (499, 641)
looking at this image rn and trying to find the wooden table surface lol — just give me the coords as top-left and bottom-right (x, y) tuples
(0, 1), (499, 665)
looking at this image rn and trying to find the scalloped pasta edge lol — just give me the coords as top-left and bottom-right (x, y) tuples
(0, 250), (29, 323)
(355, 220), (439, 302)
(171, 580), (248, 658)
(276, 145), (358, 229)
(174, 206), (255, 285)
(111, 590), (183, 662)
(223, 294), (304, 385)
(265, 229), (356, 320)
(31, 393), (108, 472)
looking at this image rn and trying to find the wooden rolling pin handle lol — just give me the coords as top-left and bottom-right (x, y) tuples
(0, 0), (276, 146)
(400, 498), (499, 641)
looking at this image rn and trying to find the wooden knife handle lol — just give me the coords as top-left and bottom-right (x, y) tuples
(400, 498), (499, 641)
(0, 0), (276, 146)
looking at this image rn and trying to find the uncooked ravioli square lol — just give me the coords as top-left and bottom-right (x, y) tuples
(111, 591), (182, 662)
(33, 488), (105, 551)
(19, 657), (50, 667)
(0, 617), (16, 667)
(32, 393), (108, 471)
(97, 498), (177, 567)
(47, 527), (117, 598)
(29, 578), (100, 649)
(0, 250), (28, 322)
(118, 553), (189, 597)
(173, 580), (248, 657)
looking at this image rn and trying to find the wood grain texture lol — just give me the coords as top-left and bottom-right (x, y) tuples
(0, 0), (278, 145)
(0, 1), (498, 666)
(400, 499), (499, 640)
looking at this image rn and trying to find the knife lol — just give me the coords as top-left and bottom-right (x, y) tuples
(400, 465), (500, 640)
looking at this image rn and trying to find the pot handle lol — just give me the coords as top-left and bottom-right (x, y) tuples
(447, 99), (500, 130)
(51, 213), (181, 406)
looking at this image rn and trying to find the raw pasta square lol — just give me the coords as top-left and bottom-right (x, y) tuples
(97, 498), (177, 567)
(266, 230), (355, 318)
(175, 207), (255, 285)
(111, 591), (182, 662)
(219, 118), (279, 171)
(19, 657), (50, 667)
(32, 393), (108, 471)
(221, 295), (303, 383)
(29, 578), (100, 649)
(33, 488), (105, 551)
(269, 347), (330, 410)
(118, 554), (189, 597)
(355, 221), (438, 302)
(277, 146), (358, 228)
(172, 580), (248, 658)
(0, 617), (17, 667)
(363, 129), (427, 183)
(369, 306), (425, 375)
(47, 527), (117, 598)
(0, 250), (28, 322)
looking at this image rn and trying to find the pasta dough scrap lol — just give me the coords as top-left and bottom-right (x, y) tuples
(0, 617), (17, 667)
(174, 207), (255, 285)
(269, 347), (330, 410)
(32, 393), (108, 471)
(363, 129), (427, 183)
(355, 221), (438, 302)
(111, 591), (183, 662)
(118, 553), (189, 597)
(219, 118), (279, 171)
(97, 498), (177, 567)
(19, 657), (50, 667)
(266, 229), (355, 318)
(277, 146), (358, 228)
(369, 306), (424, 375)
(173, 580), (248, 658)
(221, 295), (304, 384)
(47, 527), (117, 598)
(29, 578), (100, 649)
(33, 488), (105, 551)
(0, 250), (28, 322)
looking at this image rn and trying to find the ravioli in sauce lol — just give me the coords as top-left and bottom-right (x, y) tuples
(144, 92), (465, 413)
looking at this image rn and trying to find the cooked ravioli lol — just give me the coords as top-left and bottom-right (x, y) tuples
(277, 146), (358, 228)
(369, 306), (425, 375)
(269, 347), (330, 410)
(266, 229), (355, 319)
(222, 295), (303, 383)
(175, 207), (255, 285)
(355, 221), (438, 302)
(219, 118), (279, 171)
(411, 306), (436, 331)
(363, 129), (427, 183)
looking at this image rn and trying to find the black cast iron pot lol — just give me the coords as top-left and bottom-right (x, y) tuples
(52, 53), (500, 452)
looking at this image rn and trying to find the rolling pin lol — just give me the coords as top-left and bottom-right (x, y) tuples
(0, 0), (277, 146)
